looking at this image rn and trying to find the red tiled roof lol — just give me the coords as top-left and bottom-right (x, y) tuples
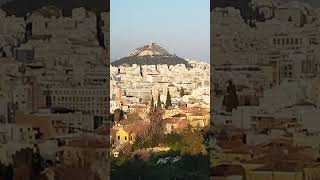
(123, 121), (148, 135)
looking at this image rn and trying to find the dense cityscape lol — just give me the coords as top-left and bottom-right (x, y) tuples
(109, 42), (210, 179)
(0, 5), (110, 180)
(211, 0), (320, 179)
(4, 0), (320, 179)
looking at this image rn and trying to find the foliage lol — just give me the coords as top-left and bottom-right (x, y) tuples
(181, 126), (207, 156)
(132, 135), (146, 150)
(119, 143), (133, 154)
(133, 108), (165, 149)
(164, 133), (183, 152)
(111, 55), (192, 68)
(150, 96), (154, 108)
(111, 151), (209, 180)
(113, 108), (123, 122)
(147, 107), (165, 146)
(165, 133), (182, 144)
(112, 153), (131, 167)
(165, 90), (172, 109)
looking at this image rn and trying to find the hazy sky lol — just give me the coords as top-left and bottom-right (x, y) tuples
(110, 0), (210, 62)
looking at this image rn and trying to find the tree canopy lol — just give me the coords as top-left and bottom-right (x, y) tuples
(165, 90), (172, 109)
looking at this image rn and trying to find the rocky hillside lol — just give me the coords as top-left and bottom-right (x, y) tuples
(111, 42), (191, 67)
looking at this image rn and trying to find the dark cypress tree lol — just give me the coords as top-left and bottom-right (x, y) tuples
(165, 90), (172, 109)
(157, 93), (162, 108)
(150, 96), (154, 108)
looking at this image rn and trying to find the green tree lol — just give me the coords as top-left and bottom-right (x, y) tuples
(150, 96), (154, 108)
(181, 126), (207, 156)
(165, 133), (183, 151)
(165, 90), (172, 109)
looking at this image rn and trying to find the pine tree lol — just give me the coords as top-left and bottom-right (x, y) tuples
(165, 90), (172, 109)
(157, 93), (162, 108)
(150, 96), (154, 108)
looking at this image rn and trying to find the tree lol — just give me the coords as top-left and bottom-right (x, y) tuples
(113, 108), (123, 122)
(147, 107), (165, 147)
(150, 96), (154, 108)
(165, 90), (172, 109)
(222, 80), (239, 112)
(181, 126), (207, 156)
(157, 93), (162, 108)
(180, 88), (185, 97)
(119, 143), (133, 154)
(132, 107), (165, 149)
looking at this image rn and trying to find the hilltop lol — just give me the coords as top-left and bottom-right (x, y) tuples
(111, 42), (191, 67)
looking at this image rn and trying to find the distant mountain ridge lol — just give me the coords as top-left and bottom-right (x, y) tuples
(111, 42), (191, 67)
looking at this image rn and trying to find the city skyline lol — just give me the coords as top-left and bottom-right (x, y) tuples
(110, 0), (210, 62)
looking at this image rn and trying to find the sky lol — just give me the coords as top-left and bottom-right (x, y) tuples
(110, 0), (210, 62)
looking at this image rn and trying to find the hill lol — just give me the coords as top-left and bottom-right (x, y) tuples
(111, 42), (191, 67)
(111, 55), (191, 67)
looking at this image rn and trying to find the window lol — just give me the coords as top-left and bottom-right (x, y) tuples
(117, 136), (120, 140)
(125, 136), (127, 140)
